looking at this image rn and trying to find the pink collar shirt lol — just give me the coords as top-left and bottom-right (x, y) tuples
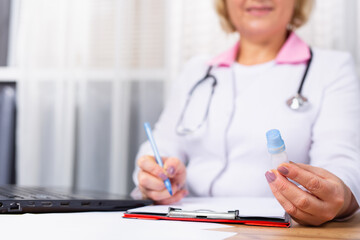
(208, 32), (311, 67)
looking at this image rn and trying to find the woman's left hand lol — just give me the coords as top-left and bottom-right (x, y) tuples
(265, 162), (359, 226)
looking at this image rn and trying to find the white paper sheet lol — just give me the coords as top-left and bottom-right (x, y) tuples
(0, 211), (235, 240)
(128, 197), (286, 218)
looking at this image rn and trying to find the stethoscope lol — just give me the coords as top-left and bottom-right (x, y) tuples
(176, 48), (313, 136)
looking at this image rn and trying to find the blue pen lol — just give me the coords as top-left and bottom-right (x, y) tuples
(144, 122), (173, 196)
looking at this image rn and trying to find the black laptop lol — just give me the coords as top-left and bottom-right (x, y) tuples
(0, 185), (152, 213)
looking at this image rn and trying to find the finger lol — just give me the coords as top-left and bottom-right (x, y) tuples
(268, 184), (322, 225)
(138, 171), (167, 191)
(137, 155), (168, 180)
(266, 172), (326, 226)
(268, 170), (327, 215)
(163, 157), (185, 177)
(289, 162), (334, 179)
(163, 157), (186, 183)
(142, 184), (180, 201)
(155, 189), (188, 205)
(277, 163), (332, 200)
(275, 194), (325, 226)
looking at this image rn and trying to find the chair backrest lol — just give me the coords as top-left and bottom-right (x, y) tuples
(0, 82), (16, 184)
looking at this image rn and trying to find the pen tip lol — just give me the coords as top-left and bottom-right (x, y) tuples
(164, 179), (173, 196)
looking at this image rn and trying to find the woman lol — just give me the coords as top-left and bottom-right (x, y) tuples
(132, 0), (360, 226)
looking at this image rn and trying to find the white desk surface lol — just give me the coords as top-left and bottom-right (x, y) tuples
(2, 210), (360, 240)
(0, 211), (234, 240)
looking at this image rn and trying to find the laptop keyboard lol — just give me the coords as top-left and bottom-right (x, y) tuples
(0, 186), (76, 200)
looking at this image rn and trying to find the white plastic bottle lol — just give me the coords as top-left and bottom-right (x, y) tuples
(266, 129), (289, 169)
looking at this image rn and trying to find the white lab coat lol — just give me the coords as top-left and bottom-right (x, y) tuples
(133, 47), (360, 205)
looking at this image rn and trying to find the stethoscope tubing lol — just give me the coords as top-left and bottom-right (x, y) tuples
(297, 48), (313, 95)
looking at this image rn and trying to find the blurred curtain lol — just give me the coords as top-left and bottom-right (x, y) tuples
(13, 0), (166, 194)
(0, 0), (10, 66)
(0, 0), (14, 185)
(0, 83), (16, 184)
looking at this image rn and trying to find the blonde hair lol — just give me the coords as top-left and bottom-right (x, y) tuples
(214, 0), (315, 33)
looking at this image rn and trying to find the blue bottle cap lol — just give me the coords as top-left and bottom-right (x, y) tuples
(266, 129), (285, 154)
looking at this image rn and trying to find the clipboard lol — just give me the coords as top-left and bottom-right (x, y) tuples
(123, 197), (291, 228)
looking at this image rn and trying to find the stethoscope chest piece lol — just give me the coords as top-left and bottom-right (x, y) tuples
(286, 94), (308, 111)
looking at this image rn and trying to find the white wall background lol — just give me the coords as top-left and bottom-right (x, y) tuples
(0, 0), (359, 195)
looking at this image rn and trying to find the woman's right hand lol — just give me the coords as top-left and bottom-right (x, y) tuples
(137, 155), (188, 204)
